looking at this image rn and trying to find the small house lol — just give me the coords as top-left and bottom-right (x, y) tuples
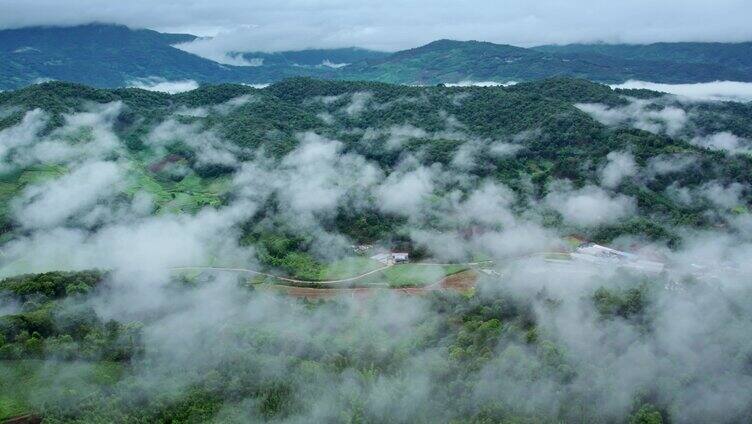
(392, 253), (409, 263)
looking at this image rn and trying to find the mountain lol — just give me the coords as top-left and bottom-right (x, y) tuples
(2, 25), (752, 90)
(0, 24), (238, 88)
(534, 42), (752, 83)
(534, 41), (752, 73)
(341, 38), (752, 84)
(0, 24), (344, 89)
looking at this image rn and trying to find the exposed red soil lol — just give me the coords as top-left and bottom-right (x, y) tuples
(439, 270), (477, 291)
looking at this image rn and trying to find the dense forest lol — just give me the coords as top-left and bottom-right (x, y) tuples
(0, 77), (751, 422)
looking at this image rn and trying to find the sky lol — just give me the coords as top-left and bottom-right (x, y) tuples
(1, 0), (752, 53)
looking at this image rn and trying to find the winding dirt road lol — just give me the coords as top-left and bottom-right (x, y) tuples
(170, 260), (492, 287)
(170, 264), (393, 285)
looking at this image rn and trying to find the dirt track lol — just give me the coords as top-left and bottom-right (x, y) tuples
(265, 269), (478, 299)
(170, 264), (392, 285)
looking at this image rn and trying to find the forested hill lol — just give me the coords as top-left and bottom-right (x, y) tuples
(0, 77), (750, 259)
(339, 39), (752, 84)
(1, 77), (752, 422)
(0, 24), (359, 89)
(0, 24), (235, 88)
(2, 24), (752, 90)
(534, 42), (752, 74)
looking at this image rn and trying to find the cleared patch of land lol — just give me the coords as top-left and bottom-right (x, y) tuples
(321, 257), (384, 280)
(383, 263), (469, 288)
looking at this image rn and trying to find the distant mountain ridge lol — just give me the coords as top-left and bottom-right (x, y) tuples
(534, 42), (752, 71)
(1, 24), (752, 90)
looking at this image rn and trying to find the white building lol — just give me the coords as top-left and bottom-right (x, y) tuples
(371, 252), (409, 265)
(392, 253), (409, 263)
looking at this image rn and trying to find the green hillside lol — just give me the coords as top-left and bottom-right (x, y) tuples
(0, 77), (749, 264)
(2, 25), (752, 90)
(534, 41), (752, 73)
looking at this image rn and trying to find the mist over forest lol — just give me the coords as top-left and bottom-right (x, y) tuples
(0, 75), (750, 423)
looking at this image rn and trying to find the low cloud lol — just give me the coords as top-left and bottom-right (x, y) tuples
(667, 181), (746, 210)
(698, 182), (746, 209)
(577, 100), (688, 136)
(0, 102), (124, 172)
(599, 151), (637, 188)
(691, 131), (751, 154)
(128, 77), (199, 94)
(645, 153), (696, 178)
(147, 119), (242, 167)
(345, 92), (373, 115)
(612, 80), (752, 102)
(362, 124), (428, 150)
(545, 183), (636, 227)
(12, 161), (124, 229)
(376, 165), (435, 217)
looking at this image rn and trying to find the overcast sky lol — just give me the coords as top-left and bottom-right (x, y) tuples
(2, 0), (752, 53)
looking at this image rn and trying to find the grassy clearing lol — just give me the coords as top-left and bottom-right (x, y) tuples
(0, 360), (123, 420)
(383, 264), (469, 288)
(271, 255), (383, 282)
(128, 167), (229, 213)
(321, 257), (383, 280)
(0, 164), (67, 219)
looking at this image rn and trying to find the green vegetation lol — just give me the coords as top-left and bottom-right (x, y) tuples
(0, 270), (687, 423)
(0, 271), (143, 363)
(2, 77), (750, 272)
(383, 263), (468, 287)
(0, 360), (123, 420)
(3, 25), (752, 90)
(129, 168), (228, 213)
(321, 257), (383, 280)
(0, 77), (750, 422)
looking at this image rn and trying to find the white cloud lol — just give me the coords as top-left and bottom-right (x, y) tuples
(1, 201), (256, 276)
(128, 77), (199, 94)
(698, 182), (746, 209)
(666, 181), (746, 210)
(321, 59), (349, 69)
(577, 100), (688, 136)
(691, 132), (751, 154)
(545, 183), (636, 227)
(13, 161), (124, 229)
(489, 141), (523, 157)
(0, 108), (47, 171)
(361, 124), (428, 150)
(147, 119), (241, 167)
(458, 181), (516, 227)
(645, 154), (695, 178)
(612, 80), (752, 103)
(0, 103), (125, 172)
(345, 92), (373, 116)
(376, 166), (434, 217)
(599, 151), (637, 188)
(234, 132), (382, 217)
